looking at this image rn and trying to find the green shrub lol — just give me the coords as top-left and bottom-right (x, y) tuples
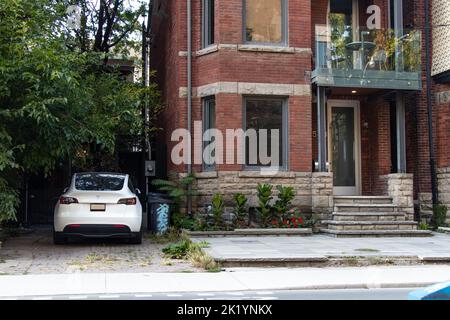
(152, 172), (198, 214)
(162, 240), (191, 259)
(418, 222), (430, 231)
(256, 184), (273, 227)
(233, 193), (248, 228)
(274, 185), (295, 216)
(432, 204), (448, 228)
(211, 194), (224, 228)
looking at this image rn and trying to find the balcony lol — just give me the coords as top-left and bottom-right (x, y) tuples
(312, 25), (422, 91)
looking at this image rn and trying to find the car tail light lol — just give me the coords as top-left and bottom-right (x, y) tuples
(118, 197), (137, 205)
(60, 196), (79, 204)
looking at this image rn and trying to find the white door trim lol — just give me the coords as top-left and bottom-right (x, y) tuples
(327, 99), (362, 196)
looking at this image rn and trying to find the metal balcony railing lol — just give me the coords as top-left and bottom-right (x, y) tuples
(312, 25), (422, 90)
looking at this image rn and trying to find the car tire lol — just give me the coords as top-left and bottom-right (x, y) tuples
(129, 231), (142, 245)
(53, 230), (67, 245)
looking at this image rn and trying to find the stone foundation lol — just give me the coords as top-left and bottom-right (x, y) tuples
(437, 167), (450, 223)
(192, 171), (333, 219)
(417, 192), (433, 222)
(380, 173), (414, 220)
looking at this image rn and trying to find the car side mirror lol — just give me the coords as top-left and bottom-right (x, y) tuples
(135, 188), (141, 195)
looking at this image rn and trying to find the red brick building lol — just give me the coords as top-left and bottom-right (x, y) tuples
(150, 0), (450, 236)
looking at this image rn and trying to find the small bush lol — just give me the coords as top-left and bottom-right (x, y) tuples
(211, 194), (224, 228)
(147, 228), (181, 244)
(162, 240), (191, 259)
(233, 193), (248, 228)
(256, 184), (273, 227)
(274, 185), (295, 216)
(162, 239), (220, 272)
(432, 204), (448, 228)
(418, 222), (430, 231)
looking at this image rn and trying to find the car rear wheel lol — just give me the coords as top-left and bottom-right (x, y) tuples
(129, 231), (142, 245)
(53, 230), (67, 245)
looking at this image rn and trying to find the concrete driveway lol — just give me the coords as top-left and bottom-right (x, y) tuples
(0, 226), (198, 275)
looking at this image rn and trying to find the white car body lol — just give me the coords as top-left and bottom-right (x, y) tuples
(53, 172), (143, 244)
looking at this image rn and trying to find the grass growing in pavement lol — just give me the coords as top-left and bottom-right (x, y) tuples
(147, 228), (182, 244)
(162, 237), (221, 272)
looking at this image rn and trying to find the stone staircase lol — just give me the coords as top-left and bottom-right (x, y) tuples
(320, 196), (432, 237)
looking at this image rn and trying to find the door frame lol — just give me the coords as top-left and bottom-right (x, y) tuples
(327, 99), (362, 196)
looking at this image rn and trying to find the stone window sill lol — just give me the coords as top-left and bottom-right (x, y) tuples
(196, 171), (218, 179)
(238, 44), (309, 54)
(196, 44), (219, 57)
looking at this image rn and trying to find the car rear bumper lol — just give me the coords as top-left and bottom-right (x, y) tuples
(54, 207), (142, 232)
(57, 224), (139, 239)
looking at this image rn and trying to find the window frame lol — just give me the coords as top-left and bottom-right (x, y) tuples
(201, 0), (215, 48)
(202, 96), (216, 171)
(242, 96), (289, 171)
(242, 0), (288, 46)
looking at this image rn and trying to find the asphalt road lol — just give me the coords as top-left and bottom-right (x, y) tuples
(2, 288), (415, 300)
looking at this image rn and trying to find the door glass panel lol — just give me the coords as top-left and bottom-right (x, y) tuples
(331, 107), (355, 187)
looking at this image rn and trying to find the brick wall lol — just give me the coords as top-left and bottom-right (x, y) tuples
(150, 0), (449, 218)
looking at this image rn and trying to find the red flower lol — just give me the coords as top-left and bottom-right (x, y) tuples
(298, 217), (303, 224)
(272, 220), (278, 226)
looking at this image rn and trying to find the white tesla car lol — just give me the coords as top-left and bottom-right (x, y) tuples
(53, 172), (143, 245)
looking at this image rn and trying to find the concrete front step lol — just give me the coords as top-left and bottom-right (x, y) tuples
(319, 228), (433, 238)
(323, 220), (418, 231)
(333, 212), (407, 222)
(333, 196), (393, 205)
(334, 203), (398, 213)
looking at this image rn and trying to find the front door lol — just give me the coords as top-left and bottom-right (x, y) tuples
(327, 100), (361, 195)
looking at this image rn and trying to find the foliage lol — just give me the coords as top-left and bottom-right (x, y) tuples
(162, 240), (191, 259)
(152, 172), (198, 213)
(233, 193), (248, 228)
(271, 208), (304, 229)
(0, 0), (162, 222)
(187, 243), (220, 272)
(65, 0), (147, 58)
(171, 212), (196, 230)
(432, 204), (448, 228)
(255, 184), (273, 227)
(162, 238), (220, 272)
(211, 194), (224, 229)
(146, 227), (181, 244)
(273, 185), (295, 216)
(418, 222), (430, 231)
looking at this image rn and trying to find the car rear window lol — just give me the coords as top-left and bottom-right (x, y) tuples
(74, 173), (125, 191)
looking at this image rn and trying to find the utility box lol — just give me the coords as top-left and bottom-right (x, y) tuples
(145, 160), (156, 177)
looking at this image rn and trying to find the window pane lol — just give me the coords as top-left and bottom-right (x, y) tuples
(75, 173), (125, 191)
(245, 99), (284, 167)
(202, 0), (215, 47)
(245, 0), (283, 43)
(203, 98), (216, 170)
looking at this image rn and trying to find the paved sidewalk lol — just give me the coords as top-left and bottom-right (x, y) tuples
(193, 233), (450, 265)
(0, 265), (450, 298)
